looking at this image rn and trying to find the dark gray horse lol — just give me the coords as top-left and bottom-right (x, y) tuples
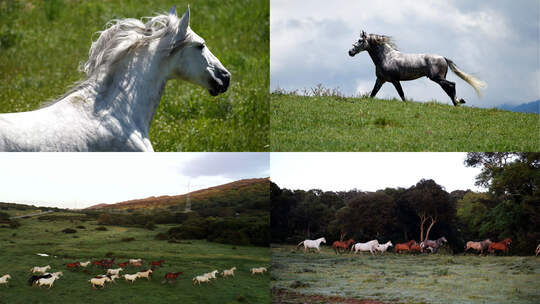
(420, 237), (447, 253)
(349, 31), (486, 106)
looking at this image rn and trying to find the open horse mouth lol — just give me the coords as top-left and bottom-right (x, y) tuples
(208, 70), (231, 96)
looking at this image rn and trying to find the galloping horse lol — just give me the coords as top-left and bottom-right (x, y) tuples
(421, 237), (448, 253)
(410, 242), (422, 254)
(375, 241), (393, 255)
(464, 239), (492, 255)
(297, 237), (326, 253)
(488, 238), (512, 255)
(0, 6), (230, 151)
(332, 239), (355, 254)
(351, 240), (379, 255)
(394, 240), (415, 253)
(349, 31), (486, 106)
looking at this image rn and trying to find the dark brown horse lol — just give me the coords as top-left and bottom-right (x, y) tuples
(332, 239), (355, 254)
(394, 240), (415, 253)
(488, 238), (512, 255)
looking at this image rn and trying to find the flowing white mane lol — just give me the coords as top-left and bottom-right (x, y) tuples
(366, 33), (398, 50)
(83, 12), (187, 76)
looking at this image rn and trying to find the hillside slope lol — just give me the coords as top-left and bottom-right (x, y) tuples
(86, 178), (269, 211)
(271, 93), (539, 151)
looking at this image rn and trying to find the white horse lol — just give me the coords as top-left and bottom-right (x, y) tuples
(351, 240), (379, 255)
(0, 6), (230, 151)
(297, 237), (326, 253)
(375, 241), (393, 255)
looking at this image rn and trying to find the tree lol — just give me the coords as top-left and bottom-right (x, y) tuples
(402, 179), (456, 242)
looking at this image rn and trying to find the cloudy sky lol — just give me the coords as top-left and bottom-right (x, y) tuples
(0, 153), (269, 209)
(271, 153), (484, 193)
(271, 0), (539, 107)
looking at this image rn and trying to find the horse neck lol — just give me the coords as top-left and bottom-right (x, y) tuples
(366, 43), (396, 66)
(92, 53), (169, 134)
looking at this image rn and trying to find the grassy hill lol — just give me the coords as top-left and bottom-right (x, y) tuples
(271, 93), (539, 151)
(0, 215), (269, 303)
(86, 178), (269, 212)
(0, 0), (268, 151)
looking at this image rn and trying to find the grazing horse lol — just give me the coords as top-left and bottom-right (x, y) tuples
(349, 31), (486, 106)
(0, 6), (230, 152)
(332, 239), (355, 254)
(351, 240), (379, 255)
(464, 239), (492, 255)
(162, 272), (183, 284)
(394, 240), (415, 253)
(297, 237), (326, 253)
(421, 237), (448, 253)
(488, 238), (512, 255)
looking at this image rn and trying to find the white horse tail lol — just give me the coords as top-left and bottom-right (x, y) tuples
(445, 58), (487, 97)
(296, 241), (304, 249)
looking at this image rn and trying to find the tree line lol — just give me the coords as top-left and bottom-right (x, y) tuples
(271, 153), (539, 255)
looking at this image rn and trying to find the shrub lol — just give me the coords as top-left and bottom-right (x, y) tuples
(95, 226), (108, 231)
(9, 220), (21, 229)
(144, 221), (156, 230)
(155, 233), (168, 240)
(121, 237), (135, 242)
(76, 225), (86, 229)
(62, 228), (77, 234)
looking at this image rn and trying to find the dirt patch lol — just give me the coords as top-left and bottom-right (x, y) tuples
(271, 288), (398, 304)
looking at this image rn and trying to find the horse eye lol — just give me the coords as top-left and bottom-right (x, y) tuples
(197, 44), (205, 50)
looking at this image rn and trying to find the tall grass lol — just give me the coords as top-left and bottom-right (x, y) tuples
(0, 0), (268, 151)
(271, 88), (539, 151)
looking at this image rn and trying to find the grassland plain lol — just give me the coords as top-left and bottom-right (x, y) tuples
(270, 245), (540, 304)
(0, 0), (268, 151)
(270, 93), (540, 151)
(0, 213), (269, 304)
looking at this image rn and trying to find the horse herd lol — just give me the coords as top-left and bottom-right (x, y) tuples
(297, 237), (534, 256)
(0, 257), (267, 289)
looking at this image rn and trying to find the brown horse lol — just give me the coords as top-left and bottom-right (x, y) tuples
(410, 243), (422, 254)
(394, 240), (415, 253)
(488, 238), (512, 255)
(464, 239), (492, 255)
(332, 239), (355, 254)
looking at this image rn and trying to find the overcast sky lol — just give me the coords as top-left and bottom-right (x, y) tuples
(271, 153), (484, 193)
(0, 153), (269, 209)
(271, 0), (539, 107)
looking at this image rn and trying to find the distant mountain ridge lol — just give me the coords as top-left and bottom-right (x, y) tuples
(85, 178), (269, 211)
(499, 100), (540, 114)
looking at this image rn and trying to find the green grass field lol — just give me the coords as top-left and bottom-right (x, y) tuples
(0, 213), (269, 304)
(270, 245), (540, 304)
(0, 0), (268, 151)
(271, 93), (540, 151)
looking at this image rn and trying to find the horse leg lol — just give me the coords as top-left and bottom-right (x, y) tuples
(391, 81), (406, 101)
(370, 78), (385, 98)
(431, 77), (464, 106)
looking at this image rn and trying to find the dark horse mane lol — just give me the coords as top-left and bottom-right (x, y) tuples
(366, 33), (398, 50)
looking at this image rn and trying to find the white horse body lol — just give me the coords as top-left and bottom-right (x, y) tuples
(352, 240), (379, 255)
(0, 6), (229, 152)
(375, 241), (393, 254)
(297, 237), (326, 252)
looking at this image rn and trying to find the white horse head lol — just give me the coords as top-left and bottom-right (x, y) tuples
(164, 6), (230, 95)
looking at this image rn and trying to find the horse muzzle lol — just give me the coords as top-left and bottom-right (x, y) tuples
(208, 69), (230, 96)
(348, 49), (356, 57)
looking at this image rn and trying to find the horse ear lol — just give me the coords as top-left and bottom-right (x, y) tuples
(178, 5), (190, 33)
(361, 30), (367, 39)
(168, 5), (177, 16)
